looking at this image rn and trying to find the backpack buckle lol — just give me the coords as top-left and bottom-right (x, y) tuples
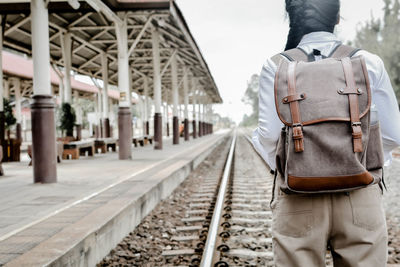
(292, 124), (304, 153)
(292, 123), (303, 129)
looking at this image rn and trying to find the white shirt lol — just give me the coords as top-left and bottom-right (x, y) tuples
(252, 31), (400, 170)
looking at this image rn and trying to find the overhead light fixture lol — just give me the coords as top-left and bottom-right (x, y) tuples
(67, 0), (80, 10)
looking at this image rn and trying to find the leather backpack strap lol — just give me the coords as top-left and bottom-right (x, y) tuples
(287, 61), (304, 152)
(271, 53), (283, 66)
(340, 57), (363, 153)
(330, 44), (361, 59)
(281, 48), (308, 62)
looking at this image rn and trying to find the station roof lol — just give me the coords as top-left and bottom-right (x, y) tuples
(2, 50), (122, 101)
(0, 0), (222, 104)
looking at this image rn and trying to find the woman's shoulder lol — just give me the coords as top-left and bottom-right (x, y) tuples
(261, 53), (283, 72)
(353, 49), (386, 85)
(354, 49), (384, 69)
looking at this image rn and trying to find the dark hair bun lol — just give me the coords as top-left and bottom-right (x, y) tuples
(285, 0), (340, 50)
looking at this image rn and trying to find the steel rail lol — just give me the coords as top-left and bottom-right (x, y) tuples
(200, 131), (237, 267)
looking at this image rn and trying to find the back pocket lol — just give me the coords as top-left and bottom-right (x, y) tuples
(349, 185), (384, 231)
(272, 195), (313, 237)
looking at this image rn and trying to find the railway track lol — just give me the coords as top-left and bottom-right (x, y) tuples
(160, 131), (274, 266)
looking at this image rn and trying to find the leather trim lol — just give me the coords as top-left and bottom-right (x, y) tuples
(341, 57), (363, 153)
(287, 62), (304, 152)
(282, 93), (306, 104)
(288, 171), (374, 192)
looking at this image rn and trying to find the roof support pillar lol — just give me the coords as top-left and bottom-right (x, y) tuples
(171, 53), (179, 145)
(144, 77), (149, 136)
(30, 0), (57, 183)
(140, 95), (145, 137)
(183, 70), (189, 141)
(3, 80), (9, 99)
(73, 90), (82, 140)
(14, 79), (21, 123)
(61, 32), (72, 103)
(96, 90), (102, 138)
(0, 17), (3, 113)
(152, 27), (162, 149)
(191, 78), (197, 139)
(13, 78), (22, 141)
(116, 18), (132, 159)
(101, 52), (110, 138)
(198, 90), (202, 137)
(0, 17), (5, 149)
(203, 102), (207, 136)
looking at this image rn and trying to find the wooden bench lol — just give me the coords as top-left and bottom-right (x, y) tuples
(0, 146), (4, 176)
(144, 135), (153, 145)
(28, 142), (64, 166)
(63, 140), (95, 160)
(132, 137), (145, 147)
(94, 138), (117, 153)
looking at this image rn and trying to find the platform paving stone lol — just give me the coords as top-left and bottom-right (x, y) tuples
(0, 131), (228, 266)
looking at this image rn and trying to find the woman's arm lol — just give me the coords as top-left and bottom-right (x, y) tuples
(252, 58), (284, 170)
(359, 50), (400, 166)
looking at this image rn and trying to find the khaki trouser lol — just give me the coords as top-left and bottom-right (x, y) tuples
(271, 176), (388, 267)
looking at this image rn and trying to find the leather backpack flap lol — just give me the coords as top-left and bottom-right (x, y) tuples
(274, 56), (371, 127)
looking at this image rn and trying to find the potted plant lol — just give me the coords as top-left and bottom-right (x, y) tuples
(4, 98), (16, 139)
(3, 98), (19, 162)
(60, 103), (76, 139)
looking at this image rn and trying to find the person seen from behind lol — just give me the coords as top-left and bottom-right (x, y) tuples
(252, 0), (400, 266)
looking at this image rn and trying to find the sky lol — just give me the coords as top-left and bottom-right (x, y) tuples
(175, 0), (386, 124)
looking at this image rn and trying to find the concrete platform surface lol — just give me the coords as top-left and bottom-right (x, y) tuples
(0, 131), (230, 266)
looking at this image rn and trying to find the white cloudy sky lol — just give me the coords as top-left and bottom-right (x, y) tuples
(175, 0), (386, 123)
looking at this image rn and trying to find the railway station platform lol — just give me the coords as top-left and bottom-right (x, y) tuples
(0, 130), (229, 266)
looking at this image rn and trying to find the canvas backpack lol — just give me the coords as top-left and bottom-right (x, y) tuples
(272, 45), (384, 194)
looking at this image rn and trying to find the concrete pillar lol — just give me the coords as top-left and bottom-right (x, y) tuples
(207, 104), (210, 135)
(97, 90), (102, 137)
(101, 52), (110, 138)
(171, 54), (179, 145)
(198, 91), (202, 137)
(73, 90), (82, 140)
(140, 95), (145, 136)
(61, 32), (72, 103)
(4, 80), (9, 99)
(191, 78), (197, 139)
(203, 104), (208, 135)
(152, 27), (162, 149)
(30, 0), (57, 183)
(116, 19), (132, 159)
(0, 17), (4, 148)
(14, 78), (22, 141)
(165, 103), (169, 137)
(183, 71), (189, 141)
(143, 77), (149, 136)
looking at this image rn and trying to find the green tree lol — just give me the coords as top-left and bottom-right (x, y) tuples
(60, 103), (76, 137)
(240, 74), (259, 127)
(353, 0), (400, 104)
(4, 98), (16, 130)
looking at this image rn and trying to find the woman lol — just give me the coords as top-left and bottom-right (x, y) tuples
(252, 0), (400, 266)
